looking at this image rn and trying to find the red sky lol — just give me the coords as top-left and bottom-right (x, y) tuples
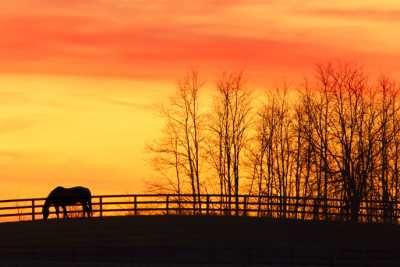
(2, 0), (400, 79)
(0, 0), (400, 198)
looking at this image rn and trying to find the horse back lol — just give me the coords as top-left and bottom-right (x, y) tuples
(48, 186), (91, 205)
(70, 186), (91, 197)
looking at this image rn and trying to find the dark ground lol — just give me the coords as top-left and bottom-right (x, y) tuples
(0, 215), (399, 266)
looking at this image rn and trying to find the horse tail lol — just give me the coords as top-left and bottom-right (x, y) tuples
(88, 196), (93, 217)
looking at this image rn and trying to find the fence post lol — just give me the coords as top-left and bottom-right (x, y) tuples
(166, 195), (169, 215)
(313, 198), (320, 221)
(243, 196), (248, 216)
(134, 195), (137, 216)
(32, 200), (35, 221)
(206, 195), (210, 216)
(178, 194), (181, 215)
(99, 196), (103, 218)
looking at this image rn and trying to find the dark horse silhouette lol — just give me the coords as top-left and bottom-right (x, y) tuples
(42, 186), (92, 220)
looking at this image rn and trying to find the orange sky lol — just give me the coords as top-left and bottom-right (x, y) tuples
(0, 0), (400, 199)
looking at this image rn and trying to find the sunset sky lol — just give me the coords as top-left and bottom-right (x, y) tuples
(1, 0), (400, 198)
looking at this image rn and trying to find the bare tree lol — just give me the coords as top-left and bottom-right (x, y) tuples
(208, 72), (252, 215)
(148, 70), (204, 213)
(376, 76), (400, 222)
(148, 63), (400, 223)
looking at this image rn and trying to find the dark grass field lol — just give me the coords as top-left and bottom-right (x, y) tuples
(0, 215), (400, 266)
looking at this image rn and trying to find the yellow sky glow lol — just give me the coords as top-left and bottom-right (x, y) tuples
(0, 75), (173, 197)
(0, 0), (400, 198)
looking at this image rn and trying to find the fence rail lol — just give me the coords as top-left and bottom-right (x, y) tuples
(0, 194), (399, 223)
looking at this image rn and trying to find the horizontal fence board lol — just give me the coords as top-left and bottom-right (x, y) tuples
(0, 193), (399, 223)
(0, 198), (45, 203)
(99, 201), (135, 205)
(0, 205), (34, 211)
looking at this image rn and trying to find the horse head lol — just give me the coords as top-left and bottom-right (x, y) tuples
(42, 200), (50, 220)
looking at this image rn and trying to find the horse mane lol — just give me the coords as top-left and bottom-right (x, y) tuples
(44, 186), (63, 206)
(53, 186), (65, 192)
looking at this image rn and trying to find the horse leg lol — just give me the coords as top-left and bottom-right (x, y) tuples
(83, 202), (91, 218)
(86, 202), (91, 218)
(88, 198), (92, 217)
(81, 202), (86, 218)
(62, 205), (68, 219)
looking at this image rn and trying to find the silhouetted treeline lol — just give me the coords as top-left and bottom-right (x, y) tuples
(149, 63), (400, 222)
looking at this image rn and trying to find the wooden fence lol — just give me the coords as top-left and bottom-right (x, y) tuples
(0, 194), (399, 223)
